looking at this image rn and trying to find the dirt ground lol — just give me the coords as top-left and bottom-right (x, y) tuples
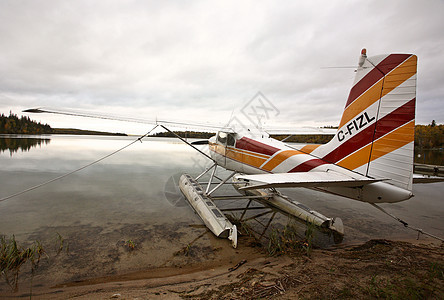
(1, 236), (443, 299)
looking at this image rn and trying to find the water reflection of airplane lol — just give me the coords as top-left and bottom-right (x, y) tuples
(26, 49), (433, 247)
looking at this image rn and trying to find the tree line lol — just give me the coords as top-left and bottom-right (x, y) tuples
(415, 121), (443, 150)
(0, 112), (53, 134)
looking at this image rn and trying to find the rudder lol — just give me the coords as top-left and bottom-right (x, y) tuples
(309, 49), (417, 190)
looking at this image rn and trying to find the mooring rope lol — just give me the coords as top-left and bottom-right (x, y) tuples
(371, 203), (444, 242)
(0, 125), (158, 203)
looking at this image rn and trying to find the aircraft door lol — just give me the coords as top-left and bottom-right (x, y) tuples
(225, 133), (237, 170)
(216, 131), (228, 166)
(216, 132), (239, 170)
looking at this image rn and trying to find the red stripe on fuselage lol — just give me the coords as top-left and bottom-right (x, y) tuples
(345, 54), (411, 109)
(323, 98), (416, 164)
(288, 159), (328, 173)
(373, 98), (416, 140)
(236, 137), (280, 156)
(323, 124), (376, 164)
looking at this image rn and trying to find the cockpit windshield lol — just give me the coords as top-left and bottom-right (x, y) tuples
(217, 132), (227, 144)
(217, 131), (236, 146)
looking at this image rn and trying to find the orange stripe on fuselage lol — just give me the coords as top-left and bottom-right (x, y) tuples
(339, 55), (417, 129)
(337, 120), (414, 170)
(261, 150), (303, 172)
(299, 144), (322, 154)
(227, 146), (269, 159)
(336, 143), (372, 170)
(209, 142), (225, 156)
(339, 80), (383, 129)
(226, 146), (268, 169)
(370, 120), (415, 161)
(241, 153), (267, 168)
(380, 55), (417, 98)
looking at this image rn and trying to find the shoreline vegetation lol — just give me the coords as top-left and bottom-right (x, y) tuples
(51, 128), (127, 136)
(1, 235), (442, 299)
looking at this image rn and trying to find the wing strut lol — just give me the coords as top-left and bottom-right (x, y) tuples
(207, 170), (236, 196)
(196, 162), (217, 181)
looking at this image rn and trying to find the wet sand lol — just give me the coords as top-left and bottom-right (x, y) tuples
(1, 235), (442, 299)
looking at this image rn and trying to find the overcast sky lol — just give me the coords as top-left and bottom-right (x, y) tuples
(1, 0), (443, 134)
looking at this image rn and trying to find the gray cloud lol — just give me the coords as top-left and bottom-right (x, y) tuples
(1, 0), (443, 133)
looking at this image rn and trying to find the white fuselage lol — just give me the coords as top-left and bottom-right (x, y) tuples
(208, 133), (413, 203)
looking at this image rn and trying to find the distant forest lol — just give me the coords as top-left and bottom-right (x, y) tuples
(415, 121), (443, 150)
(0, 112), (52, 134)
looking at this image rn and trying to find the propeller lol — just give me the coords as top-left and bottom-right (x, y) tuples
(191, 140), (209, 145)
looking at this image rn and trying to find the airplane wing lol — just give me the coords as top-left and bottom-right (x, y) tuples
(23, 107), (334, 135)
(23, 107), (234, 132)
(235, 171), (384, 190)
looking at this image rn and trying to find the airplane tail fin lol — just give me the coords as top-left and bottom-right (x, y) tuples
(311, 49), (417, 191)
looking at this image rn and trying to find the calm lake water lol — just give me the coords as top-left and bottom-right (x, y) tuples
(1, 135), (443, 290)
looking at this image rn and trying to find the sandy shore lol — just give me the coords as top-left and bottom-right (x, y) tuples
(1, 236), (443, 299)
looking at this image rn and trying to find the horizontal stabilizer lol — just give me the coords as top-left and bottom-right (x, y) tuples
(235, 171), (383, 190)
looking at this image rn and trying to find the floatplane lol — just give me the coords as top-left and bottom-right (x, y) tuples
(25, 49), (428, 247)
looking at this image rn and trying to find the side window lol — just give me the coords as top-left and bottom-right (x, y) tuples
(217, 132), (227, 144)
(227, 133), (235, 146)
